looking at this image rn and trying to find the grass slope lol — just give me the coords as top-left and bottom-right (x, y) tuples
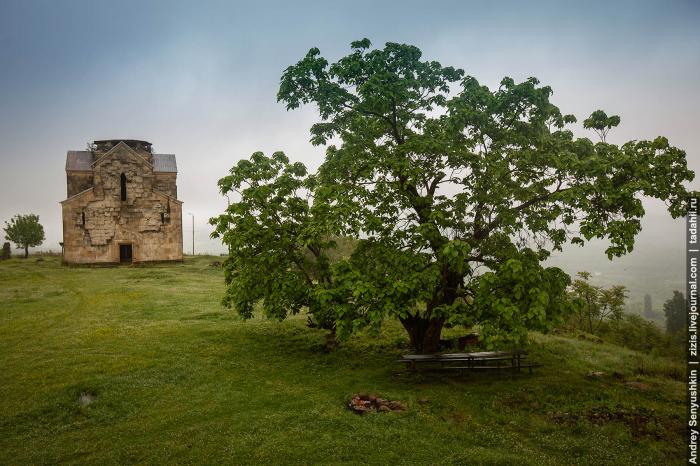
(0, 256), (686, 465)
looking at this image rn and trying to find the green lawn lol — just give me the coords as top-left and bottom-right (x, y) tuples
(0, 256), (686, 465)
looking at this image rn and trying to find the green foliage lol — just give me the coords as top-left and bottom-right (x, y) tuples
(329, 239), (441, 339)
(272, 39), (693, 352)
(564, 277), (684, 359)
(582, 109), (621, 142)
(209, 151), (342, 331)
(597, 313), (684, 358)
(568, 271), (627, 333)
(663, 290), (687, 334)
(470, 250), (573, 348)
(3, 214), (45, 258)
(213, 40), (693, 352)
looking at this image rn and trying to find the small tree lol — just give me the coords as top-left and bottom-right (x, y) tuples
(3, 214), (45, 258)
(664, 290), (687, 334)
(568, 272), (627, 333)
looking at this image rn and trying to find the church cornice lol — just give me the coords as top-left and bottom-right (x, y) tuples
(152, 189), (183, 205)
(60, 187), (94, 204)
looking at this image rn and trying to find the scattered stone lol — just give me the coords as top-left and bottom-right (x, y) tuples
(418, 398), (430, 404)
(78, 391), (96, 406)
(387, 400), (407, 411)
(348, 393), (407, 414)
(209, 261), (221, 267)
(587, 371), (606, 378)
(348, 396), (372, 414)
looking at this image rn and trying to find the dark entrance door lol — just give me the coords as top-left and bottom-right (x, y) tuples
(119, 244), (133, 263)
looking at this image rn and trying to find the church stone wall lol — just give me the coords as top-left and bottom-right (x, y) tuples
(67, 172), (93, 197)
(154, 173), (177, 198)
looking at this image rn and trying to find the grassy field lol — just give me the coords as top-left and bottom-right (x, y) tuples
(0, 256), (686, 465)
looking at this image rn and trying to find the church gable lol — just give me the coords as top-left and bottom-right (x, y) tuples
(92, 141), (153, 171)
(92, 143), (155, 203)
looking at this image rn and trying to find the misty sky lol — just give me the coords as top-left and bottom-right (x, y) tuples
(1, 0), (698, 306)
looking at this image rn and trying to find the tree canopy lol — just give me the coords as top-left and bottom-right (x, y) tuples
(210, 151), (340, 332)
(568, 272), (627, 333)
(3, 214), (45, 258)
(213, 39), (694, 353)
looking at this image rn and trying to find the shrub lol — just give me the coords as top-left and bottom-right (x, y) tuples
(0, 242), (10, 260)
(597, 314), (683, 358)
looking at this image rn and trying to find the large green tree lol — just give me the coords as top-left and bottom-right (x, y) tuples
(214, 40), (693, 353)
(3, 214), (45, 259)
(273, 39), (693, 352)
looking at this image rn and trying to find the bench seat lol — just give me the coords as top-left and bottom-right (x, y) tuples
(397, 350), (538, 374)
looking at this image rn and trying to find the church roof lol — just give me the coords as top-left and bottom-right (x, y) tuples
(65, 151), (177, 173)
(152, 154), (177, 173)
(65, 151), (93, 171)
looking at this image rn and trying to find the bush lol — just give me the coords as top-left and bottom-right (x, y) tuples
(1, 242), (10, 260)
(597, 314), (683, 358)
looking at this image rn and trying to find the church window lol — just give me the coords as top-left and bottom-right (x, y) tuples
(120, 173), (127, 201)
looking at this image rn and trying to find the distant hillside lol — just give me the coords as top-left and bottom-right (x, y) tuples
(545, 201), (686, 317)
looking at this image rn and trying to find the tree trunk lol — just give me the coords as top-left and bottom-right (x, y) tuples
(400, 315), (444, 354)
(24, 245), (28, 259)
(324, 328), (339, 352)
(399, 269), (462, 353)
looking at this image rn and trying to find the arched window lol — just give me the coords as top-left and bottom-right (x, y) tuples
(81, 211), (85, 225)
(120, 173), (127, 201)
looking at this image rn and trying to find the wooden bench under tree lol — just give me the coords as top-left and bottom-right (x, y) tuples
(397, 350), (542, 374)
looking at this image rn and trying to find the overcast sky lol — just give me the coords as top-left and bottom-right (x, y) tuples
(1, 0), (698, 304)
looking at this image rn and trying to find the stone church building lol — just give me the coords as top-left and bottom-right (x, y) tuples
(61, 139), (183, 264)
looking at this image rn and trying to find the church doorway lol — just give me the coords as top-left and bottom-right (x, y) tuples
(119, 244), (133, 263)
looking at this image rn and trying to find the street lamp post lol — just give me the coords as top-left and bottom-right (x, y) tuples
(188, 212), (194, 256)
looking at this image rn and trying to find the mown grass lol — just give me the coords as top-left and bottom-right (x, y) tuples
(0, 256), (686, 465)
